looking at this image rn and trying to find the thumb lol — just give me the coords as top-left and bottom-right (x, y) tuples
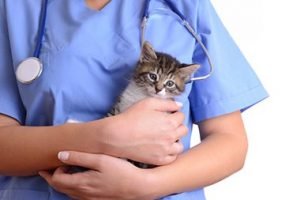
(57, 151), (103, 170)
(147, 98), (182, 112)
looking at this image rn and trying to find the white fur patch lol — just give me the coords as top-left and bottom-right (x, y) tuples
(157, 88), (166, 97)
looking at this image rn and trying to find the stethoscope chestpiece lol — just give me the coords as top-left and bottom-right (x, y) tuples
(16, 57), (43, 84)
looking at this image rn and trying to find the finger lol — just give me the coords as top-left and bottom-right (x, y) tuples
(39, 167), (68, 180)
(169, 111), (185, 127)
(39, 169), (83, 199)
(158, 155), (177, 165)
(48, 169), (84, 190)
(38, 171), (53, 184)
(39, 169), (72, 186)
(53, 166), (70, 175)
(175, 124), (188, 139)
(169, 141), (184, 155)
(147, 98), (182, 112)
(58, 151), (103, 170)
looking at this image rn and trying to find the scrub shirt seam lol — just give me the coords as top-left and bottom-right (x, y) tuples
(194, 83), (265, 108)
(190, 83), (268, 123)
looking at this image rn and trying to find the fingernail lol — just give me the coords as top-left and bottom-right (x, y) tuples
(58, 151), (69, 161)
(175, 101), (183, 107)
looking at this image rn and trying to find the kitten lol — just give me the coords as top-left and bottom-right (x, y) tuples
(109, 41), (199, 168)
(109, 41), (199, 116)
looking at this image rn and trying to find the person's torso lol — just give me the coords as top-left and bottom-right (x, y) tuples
(1, 0), (205, 199)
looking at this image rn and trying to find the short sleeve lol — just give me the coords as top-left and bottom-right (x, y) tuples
(0, 2), (25, 124)
(189, 0), (268, 123)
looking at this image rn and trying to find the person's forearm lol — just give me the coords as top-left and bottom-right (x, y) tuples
(147, 131), (248, 198)
(0, 117), (116, 176)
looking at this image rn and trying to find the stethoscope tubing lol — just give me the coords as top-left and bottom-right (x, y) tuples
(142, 0), (214, 81)
(17, 0), (214, 84)
(33, 0), (48, 58)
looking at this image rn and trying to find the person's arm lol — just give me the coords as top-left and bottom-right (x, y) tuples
(147, 111), (248, 197)
(38, 111), (247, 200)
(0, 114), (115, 176)
(0, 98), (185, 176)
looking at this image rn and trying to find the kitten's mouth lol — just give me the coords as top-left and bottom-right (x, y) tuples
(150, 93), (171, 99)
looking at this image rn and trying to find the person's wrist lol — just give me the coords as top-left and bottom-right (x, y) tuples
(139, 168), (163, 200)
(74, 116), (118, 156)
(62, 122), (96, 153)
(95, 114), (129, 158)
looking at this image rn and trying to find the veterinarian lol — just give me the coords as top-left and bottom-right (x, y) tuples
(0, 0), (268, 199)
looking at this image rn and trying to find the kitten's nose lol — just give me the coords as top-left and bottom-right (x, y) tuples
(155, 86), (163, 93)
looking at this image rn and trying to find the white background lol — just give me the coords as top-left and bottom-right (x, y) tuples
(191, 0), (300, 199)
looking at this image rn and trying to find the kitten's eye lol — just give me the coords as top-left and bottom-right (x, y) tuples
(148, 73), (158, 82)
(165, 80), (175, 88)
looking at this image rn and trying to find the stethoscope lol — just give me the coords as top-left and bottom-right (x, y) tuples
(16, 0), (49, 84)
(16, 0), (214, 84)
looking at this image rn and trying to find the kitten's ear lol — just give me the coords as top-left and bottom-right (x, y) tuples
(179, 64), (200, 82)
(140, 41), (157, 63)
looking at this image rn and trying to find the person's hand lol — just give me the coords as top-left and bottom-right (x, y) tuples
(112, 98), (187, 165)
(39, 151), (156, 200)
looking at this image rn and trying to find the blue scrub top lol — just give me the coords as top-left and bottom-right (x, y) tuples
(0, 0), (268, 199)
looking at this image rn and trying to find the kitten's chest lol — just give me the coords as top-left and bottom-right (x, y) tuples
(117, 81), (149, 112)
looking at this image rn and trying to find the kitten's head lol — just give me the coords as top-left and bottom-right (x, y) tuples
(134, 41), (200, 99)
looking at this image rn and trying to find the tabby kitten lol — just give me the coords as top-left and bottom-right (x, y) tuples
(109, 41), (199, 168)
(109, 41), (199, 116)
